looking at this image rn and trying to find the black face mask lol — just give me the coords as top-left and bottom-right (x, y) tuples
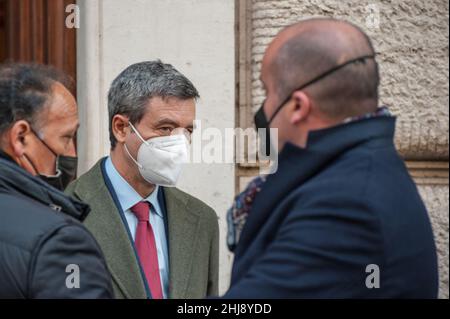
(40, 155), (78, 191)
(25, 131), (78, 191)
(254, 54), (375, 156)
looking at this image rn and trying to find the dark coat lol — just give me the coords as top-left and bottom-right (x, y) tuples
(0, 151), (113, 298)
(224, 117), (438, 298)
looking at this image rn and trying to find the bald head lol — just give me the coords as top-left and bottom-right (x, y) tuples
(262, 18), (379, 120)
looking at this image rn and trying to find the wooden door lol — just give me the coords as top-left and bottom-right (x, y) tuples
(0, 0), (76, 94)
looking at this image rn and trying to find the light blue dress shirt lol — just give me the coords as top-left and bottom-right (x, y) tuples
(105, 157), (169, 299)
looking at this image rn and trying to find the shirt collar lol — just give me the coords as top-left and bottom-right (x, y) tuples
(105, 157), (162, 217)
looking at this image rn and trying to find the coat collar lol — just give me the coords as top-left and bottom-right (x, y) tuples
(0, 149), (90, 221)
(163, 187), (200, 299)
(234, 116), (396, 258)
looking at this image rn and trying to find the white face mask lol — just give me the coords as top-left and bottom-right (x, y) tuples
(124, 122), (189, 187)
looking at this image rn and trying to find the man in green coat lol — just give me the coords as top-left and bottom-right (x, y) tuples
(66, 60), (219, 299)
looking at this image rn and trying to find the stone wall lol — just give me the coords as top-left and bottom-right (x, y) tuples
(238, 0), (449, 298)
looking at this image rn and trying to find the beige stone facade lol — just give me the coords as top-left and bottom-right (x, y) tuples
(236, 0), (449, 298)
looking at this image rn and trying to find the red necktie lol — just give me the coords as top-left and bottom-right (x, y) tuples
(131, 201), (164, 299)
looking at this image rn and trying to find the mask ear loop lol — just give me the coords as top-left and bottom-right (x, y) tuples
(125, 121), (145, 169)
(124, 143), (143, 169)
(26, 127), (61, 177)
(129, 122), (149, 146)
(266, 54), (376, 125)
(23, 153), (41, 176)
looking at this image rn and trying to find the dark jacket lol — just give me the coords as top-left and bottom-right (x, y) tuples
(0, 151), (113, 298)
(224, 116), (438, 298)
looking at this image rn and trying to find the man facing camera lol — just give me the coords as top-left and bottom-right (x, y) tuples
(66, 61), (219, 299)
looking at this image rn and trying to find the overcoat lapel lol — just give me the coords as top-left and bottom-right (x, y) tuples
(79, 161), (148, 298)
(164, 187), (200, 299)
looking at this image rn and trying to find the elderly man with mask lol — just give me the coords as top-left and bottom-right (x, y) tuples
(66, 60), (219, 299)
(224, 18), (438, 298)
(0, 63), (113, 298)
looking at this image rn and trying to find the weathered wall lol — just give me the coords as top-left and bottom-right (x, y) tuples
(250, 0), (449, 159)
(245, 0), (449, 298)
(418, 185), (449, 299)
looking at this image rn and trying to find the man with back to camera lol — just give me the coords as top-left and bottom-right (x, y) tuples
(224, 18), (438, 298)
(0, 63), (113, 298)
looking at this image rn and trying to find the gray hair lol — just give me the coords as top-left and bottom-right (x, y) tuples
(108, 60), (199, 149)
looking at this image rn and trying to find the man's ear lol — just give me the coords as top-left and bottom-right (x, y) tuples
(8, 120), (32, 158)
(290, 91), (311, 125)
(112, 114), (130, 145)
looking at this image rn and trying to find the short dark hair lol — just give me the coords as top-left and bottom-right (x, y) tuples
(108, 60), (200, 149)
(0, 63), (73, 135)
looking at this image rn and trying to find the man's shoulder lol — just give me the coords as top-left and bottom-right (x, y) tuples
(66, 158), (106, 199)
(164, 187), (217, 223)
(290, 144), (418, 216)
(299, 151), (374, 196)
(0, 193), (67, 224)
(0, 193), (71, 251)
(303, 144), (404, 194)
